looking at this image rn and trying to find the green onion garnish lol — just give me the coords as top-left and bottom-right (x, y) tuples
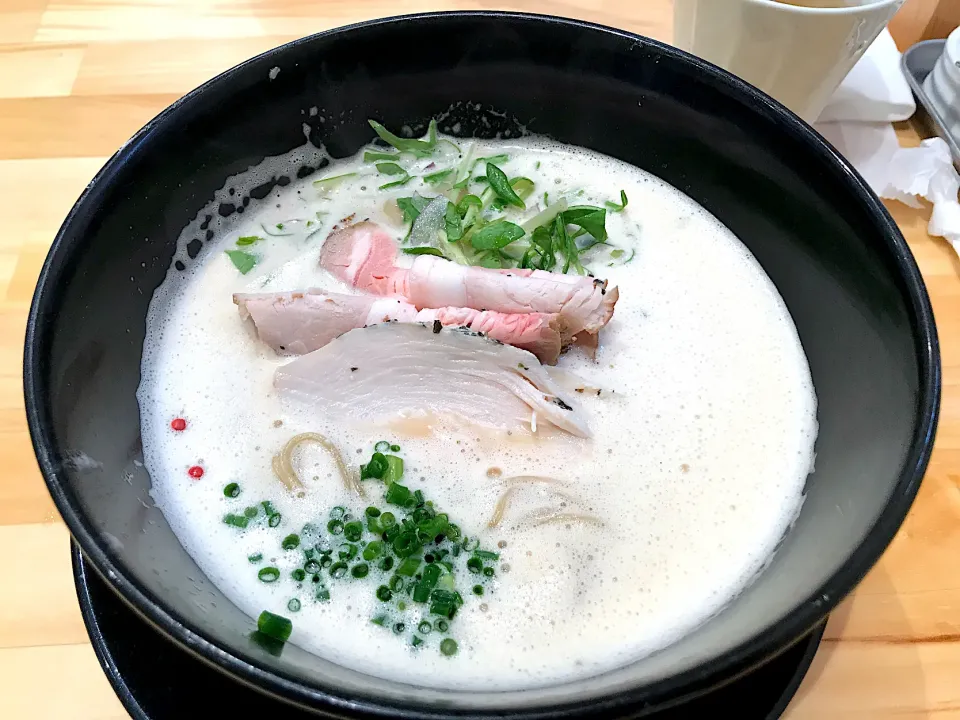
(473, 585), (484, 596)
(371, 615), (387, 627)
(380, 512), (397, 529)
(440, 638), (458, 656)
(383, 455), (404, 484)
(258, 567), (280, 583)
(327, 519), (344, 535)
(363, 541), (383, 561)
(257, 610), (292, 642)
(261, 501), (278, 516)
(376, 585), (393, 602)
(379, 556), (394, 572)
(389, 576), (404, 593)
(435, 619), (449, 633)
(268, 513), (282, 528)
(466, 557), (483, 574)
(287, 598), (301, 612)
(243, 506), (258, 519)
(483, 567), (495, 578)
(368, 118), (438, 158)
(396, 556), (422, 577)
(392, 531), (421, 558)
(417, 621), (432, 635)
(390, 444), (400, 452)
(338, 543), (358, 560)
(304, 560), (320, 574)
(343, 521), (363, 542)
(374, 441), (391, 452)
(281, 534), (300, 550)
(223, 513), (249, 529)
(385, 482), (412, 506)
(360, 452), (388, 480)
(393, 622), (406, 635)
(365, 506), (382, 518)
(316, 587), (330, 602)
(329, 561), (348, 579)
(411, 635), (423, 648)
(473, 550), (499, 561)
(330, 506), (346, 519)
(351, 563), (369, 579)
(223, 482), (240, 498)
(292, 568), (306, 581)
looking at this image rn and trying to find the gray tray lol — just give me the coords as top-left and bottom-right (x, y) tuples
(901, 39), (960, 169)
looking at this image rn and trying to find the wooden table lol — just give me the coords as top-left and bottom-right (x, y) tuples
(0, 2), (957, 718)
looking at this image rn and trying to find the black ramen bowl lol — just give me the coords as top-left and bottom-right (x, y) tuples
(24, 11), (939, 719)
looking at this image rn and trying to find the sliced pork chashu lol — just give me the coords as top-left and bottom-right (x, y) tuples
(274, 323), (590, 438)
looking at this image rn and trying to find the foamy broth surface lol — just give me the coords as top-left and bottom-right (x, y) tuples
(138, 131), (817, 690)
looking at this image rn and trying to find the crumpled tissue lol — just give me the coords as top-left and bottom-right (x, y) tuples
(814, 29), (960, 258)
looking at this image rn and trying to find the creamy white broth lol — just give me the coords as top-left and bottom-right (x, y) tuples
(138, 132), (817, 690)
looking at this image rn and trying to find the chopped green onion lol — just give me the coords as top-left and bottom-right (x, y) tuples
(343, 521), (363, 542)
(389, 576), (404, 593)
(243, 506), (258, 519)
(440, 638), (458, 656)
(287, 598), (301, 612)
(384, 455), (404, 484)
(247, 553), (262, 563)
(396, 556), (422, 577)
(376, 585), (393, 602)
(361, 452), (389, 480)
(390, 444), (400, 452)
(417, 621), (432, 635)
(411, 635), (423, 648)
(329, 561), (348, 579)
(371, 614), (387, 627)
(223, 482), (240, 498)
(261, 501), (278, 516)
(363, 541), (384, 561)
(338, 543), (358, 560)
(473, 550), (499, 561)
(365, 506), (382, 518)
(223, 513), (249, 529)
(392, 531), (421, 558)
(316, 587), (330, 601)
(225, 249), (257, 274)
(351, 563), (370, 579)
(327, 519), (344, 535)
(412, 583), (431, 603)
(435, 619), (449, 633)
(236, 235), (262, 246)
(379, 556), (394, 572)
(329, 506), (346, 519)
(281, 534), (300, 551)
(605, 189), (629, 212)
(393, 622), (406, 635)
(304, 560), (320, 574)
(473, 585), (484, 596)
(483, 567), (495, 578)
(292, 568), (306, 581)
(258, 567), (280, 583)
(374, 441), (391, 453)
(562, 205), (608, 243)
(380, 512), (397, 529)
(467, 557), (483, 574)
(385, 482), (412, 506)
(257, 610), (292, 642)
(268, 513), (282, 528)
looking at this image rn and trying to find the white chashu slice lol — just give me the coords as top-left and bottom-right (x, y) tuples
(274, 323), (590, 438)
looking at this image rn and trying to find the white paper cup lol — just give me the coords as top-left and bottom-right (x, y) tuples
(674, 0), (905, 123)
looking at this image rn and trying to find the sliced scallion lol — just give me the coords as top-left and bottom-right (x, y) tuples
(258, 567), (280, 583)
(257, 610), (292, 642)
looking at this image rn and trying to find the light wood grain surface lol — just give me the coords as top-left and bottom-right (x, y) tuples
(1, 1), (957, 718)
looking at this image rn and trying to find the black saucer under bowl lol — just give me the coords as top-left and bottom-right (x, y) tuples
(73, 543), (826, 719)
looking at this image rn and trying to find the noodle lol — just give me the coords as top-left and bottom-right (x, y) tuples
(487, 476), (574, 528)
(272, 432), (362, 496)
